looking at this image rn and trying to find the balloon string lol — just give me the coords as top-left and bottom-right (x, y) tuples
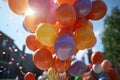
(20, 69), (25, 75)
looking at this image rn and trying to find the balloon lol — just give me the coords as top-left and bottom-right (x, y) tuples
(92, 64), (102, 74)
(74, 0), (92, 18)
(59, 72), (68, 80)
(23, 14), (42, 33)
(88, 0), (107, 20)
(106, 68), (119, 80)
(53, 22), (60, 32)
(68, 60), (86, 76)
(28, 0), (52, 13)
(87, 21), (93, 31)
(45, 46), (55, 54)
(54, 34), (76, 61)
(8, 0), (29, 15)
(33, 48), (54, 70)
(99, 77), (108, 80)
(24, 72), (35, 80)
(47, 4), (58, 24)
(72, 18), (89, 31)
(74, 26), (96, 50)
(47, 68), (59, 80)
(101, 60), (112, 72)
(53, 56), (71, 72)
(56, 4), (76, 27)
(75, 76), (82, 80)
(82, 71), (94, 80)
(26, 34), (42, 51)
(36, 23), (58, 47)
(59, 28), (73, 36)
(91, 51), (104, 64)
(56, 0), (75, 5)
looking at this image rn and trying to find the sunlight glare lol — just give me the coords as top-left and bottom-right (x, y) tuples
(25, 8), (35, 16)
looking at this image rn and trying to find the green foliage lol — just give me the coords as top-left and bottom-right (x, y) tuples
(102, 7), (120, 66)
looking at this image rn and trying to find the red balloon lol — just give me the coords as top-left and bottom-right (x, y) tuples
(26, 34), (42, 51)
(88, 0), (107, 20)
(53, 56), (71, 72)
(59, 28), (73, 36)
(91, 51), (104, 64)
(72, 18), (89, 31)
(56, 4), (76, 27)
(106, 68), (119, 80)
(101, 60), (112, 72)
(33, 48), (54, 70)
(24, 72), (35, 80)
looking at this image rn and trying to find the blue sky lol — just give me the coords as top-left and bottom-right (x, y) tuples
(0, 0), (120, 54)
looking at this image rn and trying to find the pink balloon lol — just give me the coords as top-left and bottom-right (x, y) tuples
(101, 60), (112, 72)
(28, 0), (53, 13)
(47, 4), (58, 24)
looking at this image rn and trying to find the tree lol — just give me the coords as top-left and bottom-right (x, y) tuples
(102, 7), (120, 66)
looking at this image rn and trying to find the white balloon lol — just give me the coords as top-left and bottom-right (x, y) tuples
(92, 64), (102, 73)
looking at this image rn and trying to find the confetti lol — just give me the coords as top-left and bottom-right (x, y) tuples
(2, 0), (8, 3)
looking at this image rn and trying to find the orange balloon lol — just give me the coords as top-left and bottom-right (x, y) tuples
(8, 0), (29, 15)
(45, 46), (55, 54)
(91, 51), (104, 64)
(88, 0), (107, 20)
(56, 4), (76, 27)
(26, 34), (42, 51)
(33, 48), (54, 70)
(87, 21), (93, 31)
(101, 60), (112, 72)
(57, 0), (75, 5)
(23, 14), (43, 33)
(74, 26), (96, 50)
(53, 56), (71, 72)
(106, 68), (119, 80)
(24, 72), (35, 80)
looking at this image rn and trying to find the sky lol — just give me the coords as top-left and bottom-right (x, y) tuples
(0, 0), (120, 57)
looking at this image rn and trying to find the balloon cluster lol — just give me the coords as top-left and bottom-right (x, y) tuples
(8, 0), (111, 80)
(89, 51), (119, 80)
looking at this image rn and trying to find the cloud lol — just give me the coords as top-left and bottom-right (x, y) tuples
(75, 49), (88, 60)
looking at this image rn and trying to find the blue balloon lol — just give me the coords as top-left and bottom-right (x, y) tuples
(54, 34), (76, 61)
(74, 0), (92, 18)
(68, 60), (86, 76)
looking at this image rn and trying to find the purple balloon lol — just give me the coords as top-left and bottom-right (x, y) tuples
(28, 0), (53, 13)
(68, 60), (86, 76)
(74, 0), (92, 18)
(54, 34), (76, 61)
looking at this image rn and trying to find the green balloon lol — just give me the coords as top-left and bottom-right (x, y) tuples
(75, 76), (82, 80)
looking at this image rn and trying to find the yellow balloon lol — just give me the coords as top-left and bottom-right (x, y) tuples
(47, 68), (59, 80)
(87, 21), (93, 31)
(74, 26), (96, 50)
(36, 23), (58, 47)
